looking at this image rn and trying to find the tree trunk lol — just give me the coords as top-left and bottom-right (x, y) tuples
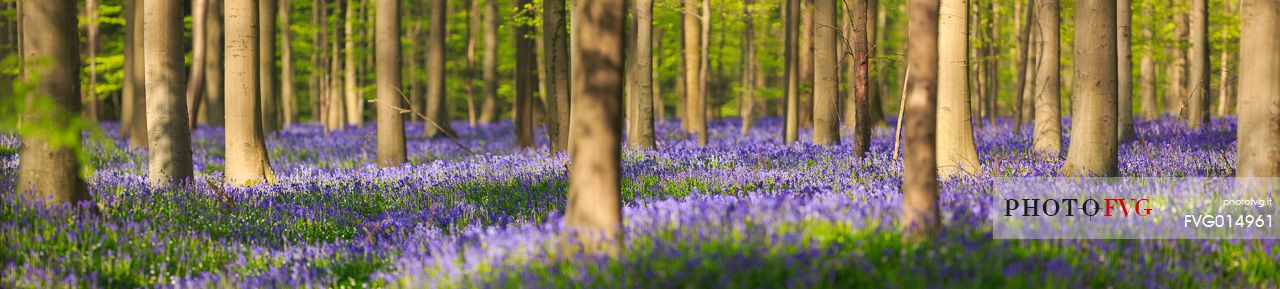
(408, 12), (423, 124)
(125, 0), (148, 148)
(1139, 27), (1157, 119)
(902, 0), (940, 242)
(566, 0), (625, 254)
(465, 0), (478, 127)
(425, 0), (453, 137)
(1013, 0), (1034, 133)
(1186, 0), (1210, 128)
(122, 0), (137, 136)
(1116, 0), (1134, 140)
(17, 0), (94, 206)
(281, 0), (296, 126)
(1166, 14), (1187, 117)
(740, 0), (756, 136)
(1236, 0), (1279, 177)
(515, 0), (536, 148)
(85, 0), (99, 122)
(1060, 0), (1118, 176)
(630, 0), (656, 148)
(145, 0), (195, 186)
(654, 28), (664, 123)
(344, 0), (361, 126)
(866, 0), (886, 128)
(479, 0), (499, 124)
(225, 0), (275, 185)
(811, 0), (838, 146)
(784, 0), (800, 145)
(1215, 0), (1234, 116)
(375, 0), (407, 167)
(1032, 0), (1061, 156)
(937, 0), (981, 178)
(683, 0), (706, 145)
(544, 0), (571, 151)
(186, 0), (208, 131)
(799, 0), (814, 129)
(983, 0), (998, 125)
(202, 0), (225, 126)
(260, 0), (279, 133)
(326, 0), (345, 131)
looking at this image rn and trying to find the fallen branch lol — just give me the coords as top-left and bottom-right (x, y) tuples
(365, 87), (476, 155)
(891, 65), (910, 160)
(206, 178), (237, 211)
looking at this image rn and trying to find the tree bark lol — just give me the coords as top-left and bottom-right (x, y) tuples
(630, 0), (656, 148)
(902, 0), (940, 242)
(479, 0), (499, 124)
(866, 0), (886, 128)
(1139, 26), (1158, 119)
(225, 0), (275, 185)
(326, 0), (345, 131)
(937, 0), (981, 178)
(1166, 13), (1188, 117)
(844, 0), (871, 153)
(1186, 0), (1210, 128)
(1060, 0), (1118, 176)
(799, 0), (814, 129)
(202, 0), (226, 126)
(85, 0), (100, 122)
(124, 0), (148, 148)
(424, 0), (453, 137)
(144, 0), (195, 186)
(17, 0), (94, 206)
(343, 0), (360, 126)
(683, 0), (707, 145)
(544, 0), (571, 151)
(566, 0), (625, 254)
(1013, 0), (1034, 133)
(1116, 0), (1134, 140)
(281, 0), (296, 126)
(376, 0), (407, 167)
(187, 0), (208, 131)
(811, 0), (838, 146)
(1236, 0), (1279, 177)
(515, 0), (536, 148)
(1215, 0), (1234, 116)
(784, 0), (800, 145)
(260, 0), (279, 133)
(465, 0), (478, 127)
(1032, 0), (1061, 156)
(741, 0), (756, 136)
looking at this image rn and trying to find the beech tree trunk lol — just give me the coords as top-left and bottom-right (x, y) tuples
(630, 0), (656, 148)
(260, 0), (279, 133)
(1166, 14), (1188, 116)
(145, 0), (195, 186)
(566, 0), (625, 254)
(1032, 0), (1062, 156)
(202, 0), (226, 126)
(344, 0), (361, 126)
(17, 0), (94, 206)
(479, 0), (498, 124)
(844, 0), (871, 154)
(1140, 26), (1158, 119)
(376, 0), (407, 167)
(683, 0), (707, 145)
(515, 0), (536, 148)
(225, 0), (275, 185)
(1060, 0), (1119, 176)
(1186, 0), (1210, 128)
(1117, 0), (1134, 140)
(125, 0), (148, 148)
(937, 0), (981, 178)
(281, 0), (296, 126)
(902, 0), (940, 242)
(1236, 0), (1279, 177)
(544, 0), (571, 151)
(85, 0), (99, 122)
(784, 0), (800, 145)
(186, 0), (208, 131)
(799, 0), (814, 129)
(1013, 0), (1034, 133)
(741, 0), (756, 136)
(811, 0), (838, 145)
(424, 0), (453, 137)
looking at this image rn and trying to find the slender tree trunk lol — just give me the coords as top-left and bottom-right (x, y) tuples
(344, 0), (360, 126)
(375, 0), (407, 167)
(260, 0), (279, 133)
(784, 0), (800, 145)
(1020, 22), (1038, 125)
(811, 0), (838, 145)
(312, 0), (325, 125)
(465, 0), (478, 127)
(281, 0), (296, 126)
(187, 0), (208, 131)
(1060, 0), (1118, 176)
(425, 0), (453, 137)
(1186, 0), (1210, 128)
(514, 0), (535, 148)
(866, 0), (886, 128)
(1032, 0), (1062, 156)
(124, 0), (148, 148)
(1116, 0), (1134, 140)
(630, 0), (656, 148)
(480, 0), (498, 124)
(849, 0), (871, 153)
(1236, 0), (1279, 177)
(225, 0), (275, 185)
(544, 0), (571, 151)
(1013, 0), (1034, 133)
(326, 0), (345, 130)
(85, 0), (99, 122)
(202, 0), (225, 126)
(566, 0), (625, 254)
(1166, 14), (1188, 117)
(741, 0), (756, 136)
(1215, 0), (1233, 117)
(683, 0), (707, 145)
(983, 0), (998, 125)
(799, 0), (814, 129)
(902, 0), (940, 242)
(654, 27), (664, 123)
(143, 0), (195, 186)
(937, 0), (981, 178)
(408, 12), (423, 124)
(1140, 27), (1158, 119)
(17, 0), (94, 206)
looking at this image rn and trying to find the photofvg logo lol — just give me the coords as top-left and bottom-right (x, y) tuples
(991, 178), (1280, 239)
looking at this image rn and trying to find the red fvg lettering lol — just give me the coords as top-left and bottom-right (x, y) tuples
(1104, 198), (1152, 217)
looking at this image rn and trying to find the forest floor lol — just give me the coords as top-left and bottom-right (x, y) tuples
(2, 117), (1277, 288)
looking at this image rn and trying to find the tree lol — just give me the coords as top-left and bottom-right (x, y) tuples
(225, 0), (275, 185)
(1032, 0), (1061, 156)
(544, 0), (571, 151)
(1116, 0), (1134, 140)
(515, 0), (536, 148)
(565, 0), (624, 253)
(281, 0), (296, 126)
(344, 0), (361, 126)
(1185, 0), (1210, 128)
(683, 0), (707, 146)
(740, 0), (756, 136)
(480, 0), (498, 124)
(630, 0), (656, 148)
(902, 0), (940, 242)
(1060, 0), (1118, 176)
(187, 0), (209, 131)
(465, 0), (479, 127)
(260, 0), (280, 133)
(1236, 0), (1279, 177)
(424, 0), (453, 137)
(1139, 26), (1157, 119)
(811, 0), (838, 145)
(936, 0), (980, 178)
(799, 0), (813, 129)
(144, 0), (196, 186)
(123, 0), (147, 148)
(84, 0), (100, 122)
(17, 0), (94, 206)
(784, 0), (800, 145)
(202, 0), (226, 126)
(846, 0), (871, 154)
(1013, 0), (1035, 133)
(375, 0), (407, 167)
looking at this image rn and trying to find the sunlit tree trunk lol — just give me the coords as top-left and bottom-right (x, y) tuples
(902, 0), (940, 242)
(85, 0), (100, 122)
(225, 0), (275, 185)
(1032, 0), (1061, 156)
(741, 0), (756, 136)
(812, 0), (838, 145)
(18, 0), (94, 206)
(1166, 13), (1187, 117)
(186, 0), (207, 131)
(376, 0), (407, 167)
(1186, 0), (1210, 128)
(683, 0), (707, 145)
(566, 0), (624, 254)
(425, 0), (453, 137)
(630, 0), (656, 148)
(260, 0), (279, 133)
(281, 0), (296, 126)
(1116, 0), (1134, 140)
(465, 0), (478, 127)
(1215, 0), (1234, 116)
(1236, 0), (1279, 177)
(480, 0), (499, 124)
(515, 0), (536, 148)
(144, 0), (195, 186)
(937, 0), (980, 178)
(1060, 0), (1118, 176)
(344, 0), (361, 126)
(799, 0), (814, 129)
(544, 0), (571, 151)
(784, 0), (800, 145)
